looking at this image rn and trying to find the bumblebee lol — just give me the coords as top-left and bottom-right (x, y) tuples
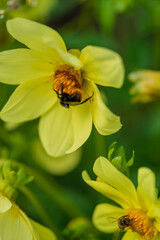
(54, 85), (93, 108)
(53, 65), (93, 108)
(118, 215), (131, 230)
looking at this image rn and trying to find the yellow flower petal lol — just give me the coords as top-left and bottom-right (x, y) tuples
(68, 49), (81, 58)
(7, 18), (83, 68)
(0, 206), (34, 240)
(39, 102), (73, 157)
(154, 234), (160, 240)
(66, 101), (92, 154)
(154, 219), (160, 232)
(84, 81), (122, 135)
(80, 45), (124, 88)
(1, 77), (56, 123)
(122, 230), (141, 240)
(30, 219), (57, 240)
(21, 210), (56, 240)
(147, 203), (160, 228)
(55, 48), (83, 68)
(92, 203), (124, 233)
(0, 49), (55, 84)
(93, 157), (140, 207)
(0, 194), (12, 213)
(82, 171), (131, 208)
(32, 140), (81, 175)
(39, 101), (92, 157)
(7, 18), (66, 52)
(137, 167), (157, 211)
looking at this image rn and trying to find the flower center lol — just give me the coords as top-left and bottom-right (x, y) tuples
(53, 65), (83, 107)
(123, 208), (158, 239)
(53, 64), (94, 108)
(53, 64), (83, 95)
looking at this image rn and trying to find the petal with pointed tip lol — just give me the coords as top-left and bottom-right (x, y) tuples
(82, 171), (131, 208)
(7, 18), (66, 52)
(7, 18), (82, 68)
(84, 81), (122, 135)
(93, 157), (139, 207)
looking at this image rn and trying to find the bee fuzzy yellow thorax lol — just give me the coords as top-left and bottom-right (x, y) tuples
(124, 208), (158, 240)
(53, 65), (83, 99)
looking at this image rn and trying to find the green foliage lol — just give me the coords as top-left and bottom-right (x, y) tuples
(0, 0), (160, 239)
(108, 142), (134, 175)
(0, 160), (34, 188)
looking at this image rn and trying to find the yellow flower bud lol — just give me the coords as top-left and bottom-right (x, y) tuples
(128, 70), (160, 103)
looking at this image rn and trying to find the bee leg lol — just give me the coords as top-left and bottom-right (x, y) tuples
(53, 88), (61, 99)
(80, 91), (94, 105)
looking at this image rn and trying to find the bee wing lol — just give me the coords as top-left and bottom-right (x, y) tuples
(107, 216), (117, 223)
(107, 217), (122, 234)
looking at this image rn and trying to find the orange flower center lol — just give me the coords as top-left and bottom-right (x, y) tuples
(124, 208), (158, 239)
(53, 64), (93, 108)
(53, 64), (83, 98)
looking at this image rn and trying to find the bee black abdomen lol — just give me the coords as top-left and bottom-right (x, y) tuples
(123, 218), (131, 226)
(118, 215), (131, 230)
(60, 101), (69, 108)
(68, 93), (81, 102)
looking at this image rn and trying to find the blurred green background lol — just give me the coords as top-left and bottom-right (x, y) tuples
(0, 0), (160, 239)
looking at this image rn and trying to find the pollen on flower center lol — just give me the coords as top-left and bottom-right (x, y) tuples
(52, 64), (93, 108)
(125, 208), (158, 240)
(53, 64), (83, 99)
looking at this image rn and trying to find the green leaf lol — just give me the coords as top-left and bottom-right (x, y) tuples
(127, 151), (134, 167)
(111, 156), (122, 170)
(108, 141), (117, 160)
(115, 146), (126, 159)
(107, 142), (134, 175)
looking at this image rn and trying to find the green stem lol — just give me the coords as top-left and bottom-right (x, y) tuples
(20, 186), (64, 240)
(10, 160), (84, 218)
(94, 130), (106, 158)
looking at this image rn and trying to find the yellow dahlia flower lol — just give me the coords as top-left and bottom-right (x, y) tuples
(0, 18), (124, 157)
(83, 157), (160, 240)
(0, 193), (56, 240)
(128, 70), (160, 103)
